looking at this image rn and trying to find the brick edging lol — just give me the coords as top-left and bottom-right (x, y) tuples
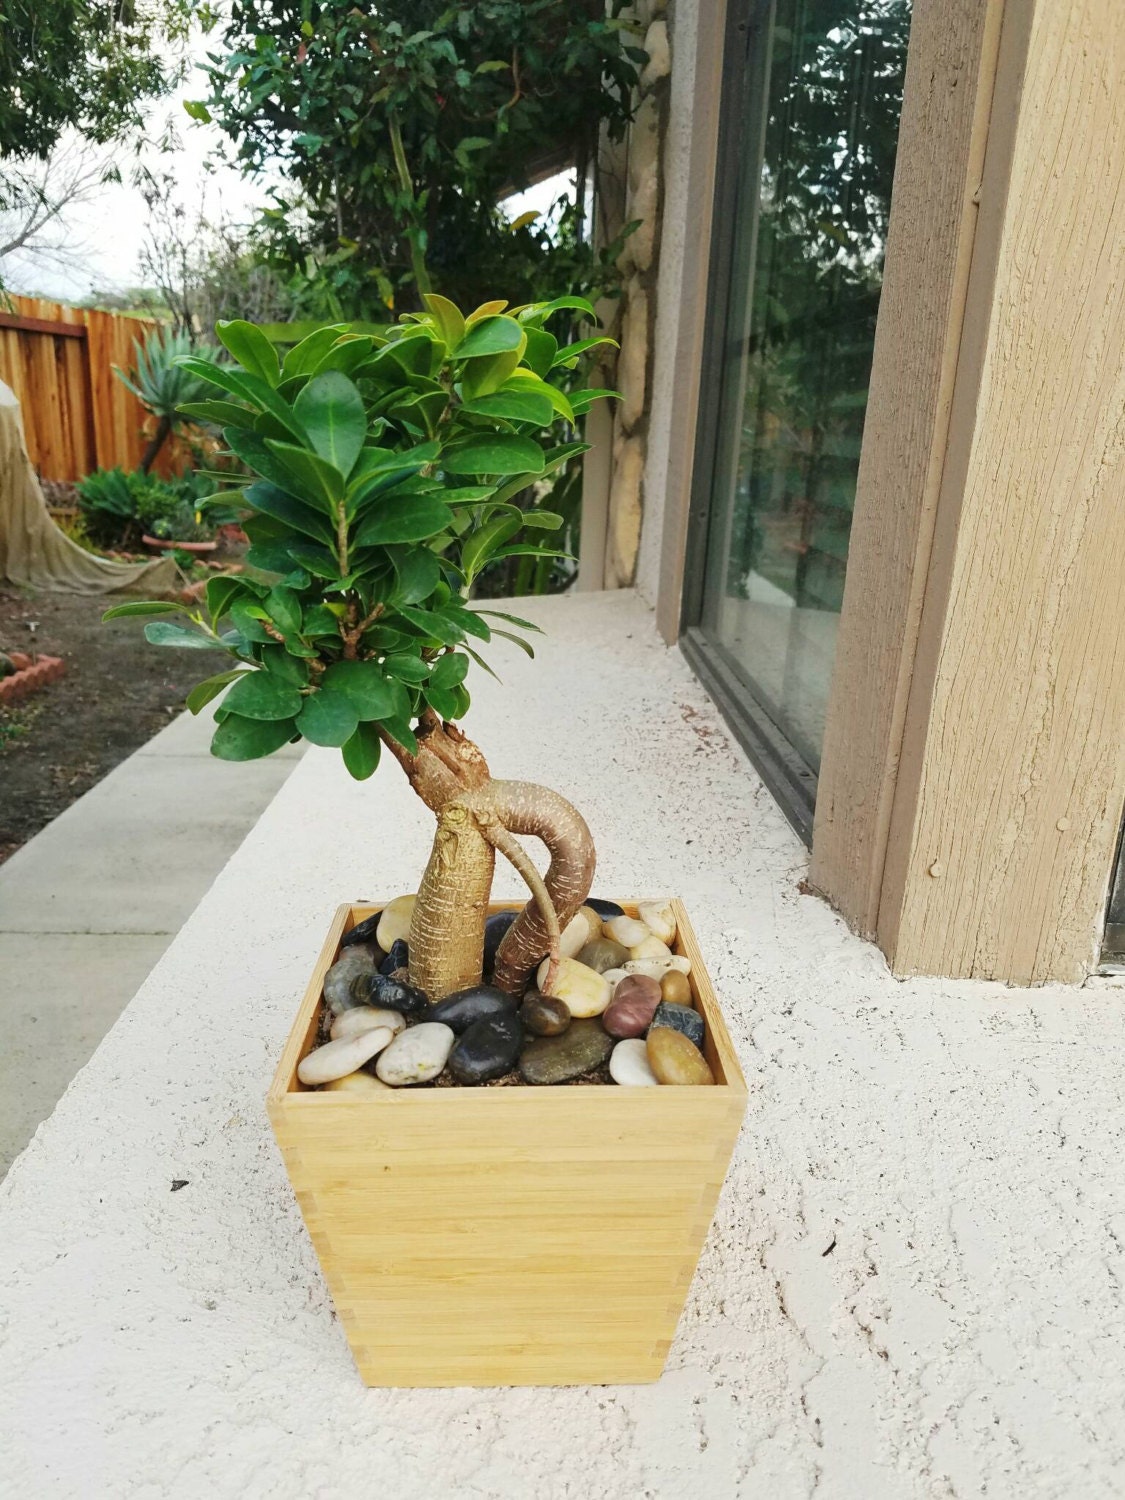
(0, 654), (66, 705)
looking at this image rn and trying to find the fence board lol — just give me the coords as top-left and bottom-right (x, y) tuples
(0, 293), (185, 482)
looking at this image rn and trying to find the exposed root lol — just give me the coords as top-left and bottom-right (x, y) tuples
(477, 812), (561, 996)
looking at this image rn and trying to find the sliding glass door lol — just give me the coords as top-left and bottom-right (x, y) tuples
(681, 0), (911, 836)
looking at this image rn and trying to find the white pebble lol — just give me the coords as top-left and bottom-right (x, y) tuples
(578, 906), (603, 941)
(605, 915), (651, 948)
(330, 1006), (406, 1042)
(376, 893), (415, 952)
(559, 909), (594, 959)
(629, 934), (672, 961)
(298, 1027), (393, 1086)
(602, 967), (631, 992)
(376, 1022), (454, 1086)
(624, 955), (691, 980)
(609, 1038), (660, 1086)
(322, 1070), (393, 1094)
(638, 900), (677, 946)
(536, 955), (612, 1017)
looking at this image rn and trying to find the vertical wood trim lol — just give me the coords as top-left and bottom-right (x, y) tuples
(651, 0), (729, 644)
(810, 0), (1009, 932)
(877, 0), (1125, 983)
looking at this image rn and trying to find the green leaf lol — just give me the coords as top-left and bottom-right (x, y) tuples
(342, 721), (382, 781)
(521, 327), (557, 378)
(397, 606), (465, 645)
(215, 320), (281, 386)
(462, 644), (501, 683)
(353, 495), (454, 547)
(183, 98), (212, 123)
(186, 670), (248, 714)
(241, 480), (336, 547)
(460, 389), (554, 426)
(424, 685), (458, 720)
(265, 585), (302, 636)
(442, 605), (491, 642)
(102, 600), (189, 620)
(206, 575), (255, 625)
(281, 325), (348, 379)
(180, 358), (305, 440)
(293, 370), (367, 477)
(144, 621), (219, 650)
(261, 646), (309, 685)
(429, 652), (469, 690)
(454, 315), (525, 360)
(212, 713), (296, 761)
(296, 686), (360, 746)
(263, 440), (345, 508)
(460, 347), (523, 400)
(461, 511), (524, 582)
(379, 717), (419, 756)
(530, 295), (598, 323)
(552, 336), (617, 368)
(494, 628), (535, 658)
(422, 293), (465, 349)
(387, 545), (441, 604)
(472, 609), (544, 633)
(178, 399), (258, 429)
(321, 661), (399, 721)
(384, 653), (430, 684)
(569, 388), (621, 416)
(520, 510), (564, 530)
(444, 435), (546, 476)
(223, 672), (303, 721)
(229, 599), (275, 643)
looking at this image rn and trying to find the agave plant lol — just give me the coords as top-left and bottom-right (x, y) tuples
(105, 294), (621, 1001)
(113, 326), (222, 472)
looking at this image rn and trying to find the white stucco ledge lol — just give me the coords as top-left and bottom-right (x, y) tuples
(2, 589), (1124, 1499)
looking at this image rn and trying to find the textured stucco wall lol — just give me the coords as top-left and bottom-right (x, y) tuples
(2, 590), (1124, 1498)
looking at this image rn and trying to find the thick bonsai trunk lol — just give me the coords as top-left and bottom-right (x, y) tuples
(382, 714), (596, 1001)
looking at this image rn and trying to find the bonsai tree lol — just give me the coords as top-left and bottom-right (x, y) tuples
(105, 297), (617, 999)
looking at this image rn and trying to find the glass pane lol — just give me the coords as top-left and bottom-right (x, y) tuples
(699, 0), (911, 772)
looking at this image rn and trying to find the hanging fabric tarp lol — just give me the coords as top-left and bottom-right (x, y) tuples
(0, 380), (178, 596)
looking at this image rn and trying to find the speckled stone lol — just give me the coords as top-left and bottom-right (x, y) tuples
(518, 991), (572, 1037)
(447, 1011), (524, 1085)
(519, 1019), (613, 1084)
(368, 972), (429, 1015)
(576, 937), (630, 974)
(425, 985), (516, 1034)
(330, 1006), (406, 1042)
(602, 974), (662, 1038)
(609, 1038), (659, 1086)
(375, 1022), (455, 1086)
(650, 1001), (705, 1049)
(323, 947), (377, 1015)
(646, 1027), (713, 1086)
(298, 1027), (393, 1085)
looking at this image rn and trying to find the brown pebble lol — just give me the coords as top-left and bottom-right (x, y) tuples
(519, 990), (572, 1037)
(647, 1027), (714, 1085)
(603, 973), (662, 1038)
(660, 969), (691, 1006)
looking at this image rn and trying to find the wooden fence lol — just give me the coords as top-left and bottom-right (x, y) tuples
(0, 294), (185, 482)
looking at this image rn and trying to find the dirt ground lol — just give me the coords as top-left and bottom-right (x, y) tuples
(0, 586), (229, 864)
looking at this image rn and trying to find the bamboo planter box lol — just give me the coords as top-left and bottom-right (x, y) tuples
(267, 898), (747, 1387)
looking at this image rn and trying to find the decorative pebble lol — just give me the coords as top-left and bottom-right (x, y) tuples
(379, 938), (409, 975)
(609, 1038), (659, 1086)
(369, 972), (429, 1014)
(603, 973), (663, 1038)
(650, 1000), (705, 1049)
(323, 947), (377, 1015)
(647, 1027), (714, 1085)
(375, 1022), (455, 1086)
(376, 894), (415, 952)
(484, 910), (518, 972)
(578, 906), (604, 940)
(605, 915), (651, 949)
(519, 1019), (613, 1084)
(576, 937), (630, 973)
(660, 968), (692, 1006)
(624, 955), (691, 980)
(448, 1011), (524, 1084)
(628, 934), (672, 962)
(341, 911), (385, 953)
(298, 1027), (393, 1085)
(601, 967), (631, 991)
(322, 1070), (393, 1094)
(330, 1006), (406, 1042)
(585, 897), (625, 920)
(536, 955), (612, 1018)
(519, 990), (572, 1036)
(638, 900), (677, 946)
(559, 909), (596, 959)
(425, 984), (516, 1033)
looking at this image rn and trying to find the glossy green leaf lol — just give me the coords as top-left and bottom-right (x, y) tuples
(379, 717), (419, 756)
(453, 315), (524, 359)
(397, 606), (465, 645)
(240, 480), (336, 547)
(322, 660), (399, 721)
(211, 713), (297, 761)
(178, 399), (258, 429)
(429, 652), (469, 690)
(216, 320), (281, 386)
(102, 599), (189, 620)
(493, 628), (535, 658)
(460, 389), (554, 426)
(293, 370), (367, 477)
(143, 621), (219, 650)
(281, 325), (348, 379)
(263, 439), (345, 507)
(422, 293), (465, 349)
(460, 511), (523, 582)
(424, 684), (458, 720)
(384, 653), (430, 684)
(223, 671), (303, 721)
(353, 494), (454, 547)
(265, 584), (302, 636)
(551, 336), (618, 368)
(472, 609), (544, 634)
(229, 599), (275, 643)
(186, 670), (248, 714)
(441, 605), (491, 642)
(521, 327), (557, 379)
(180, 358), (305, 440)
(342, 720), (382, 781)
(388, 545), (441, 604)
(296, 686), (359, 746)
(443, 435), (545, 477)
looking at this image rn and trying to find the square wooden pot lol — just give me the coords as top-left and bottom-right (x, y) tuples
(267, 899), (747, 1387)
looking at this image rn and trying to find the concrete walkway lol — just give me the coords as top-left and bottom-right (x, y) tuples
(1, 590), (1124, 1498)
(0, 710), (301, 1175)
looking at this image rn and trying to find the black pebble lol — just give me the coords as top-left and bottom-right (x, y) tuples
(483, 910), (518, 974)
(425, 984), (516, 1034)
(368, 972), (429, 1014)
(448, 1011), (524, 1085)
(585, 897), (625, 920)
(341, 911), (384, 952)
(379, 938), (409, 975)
